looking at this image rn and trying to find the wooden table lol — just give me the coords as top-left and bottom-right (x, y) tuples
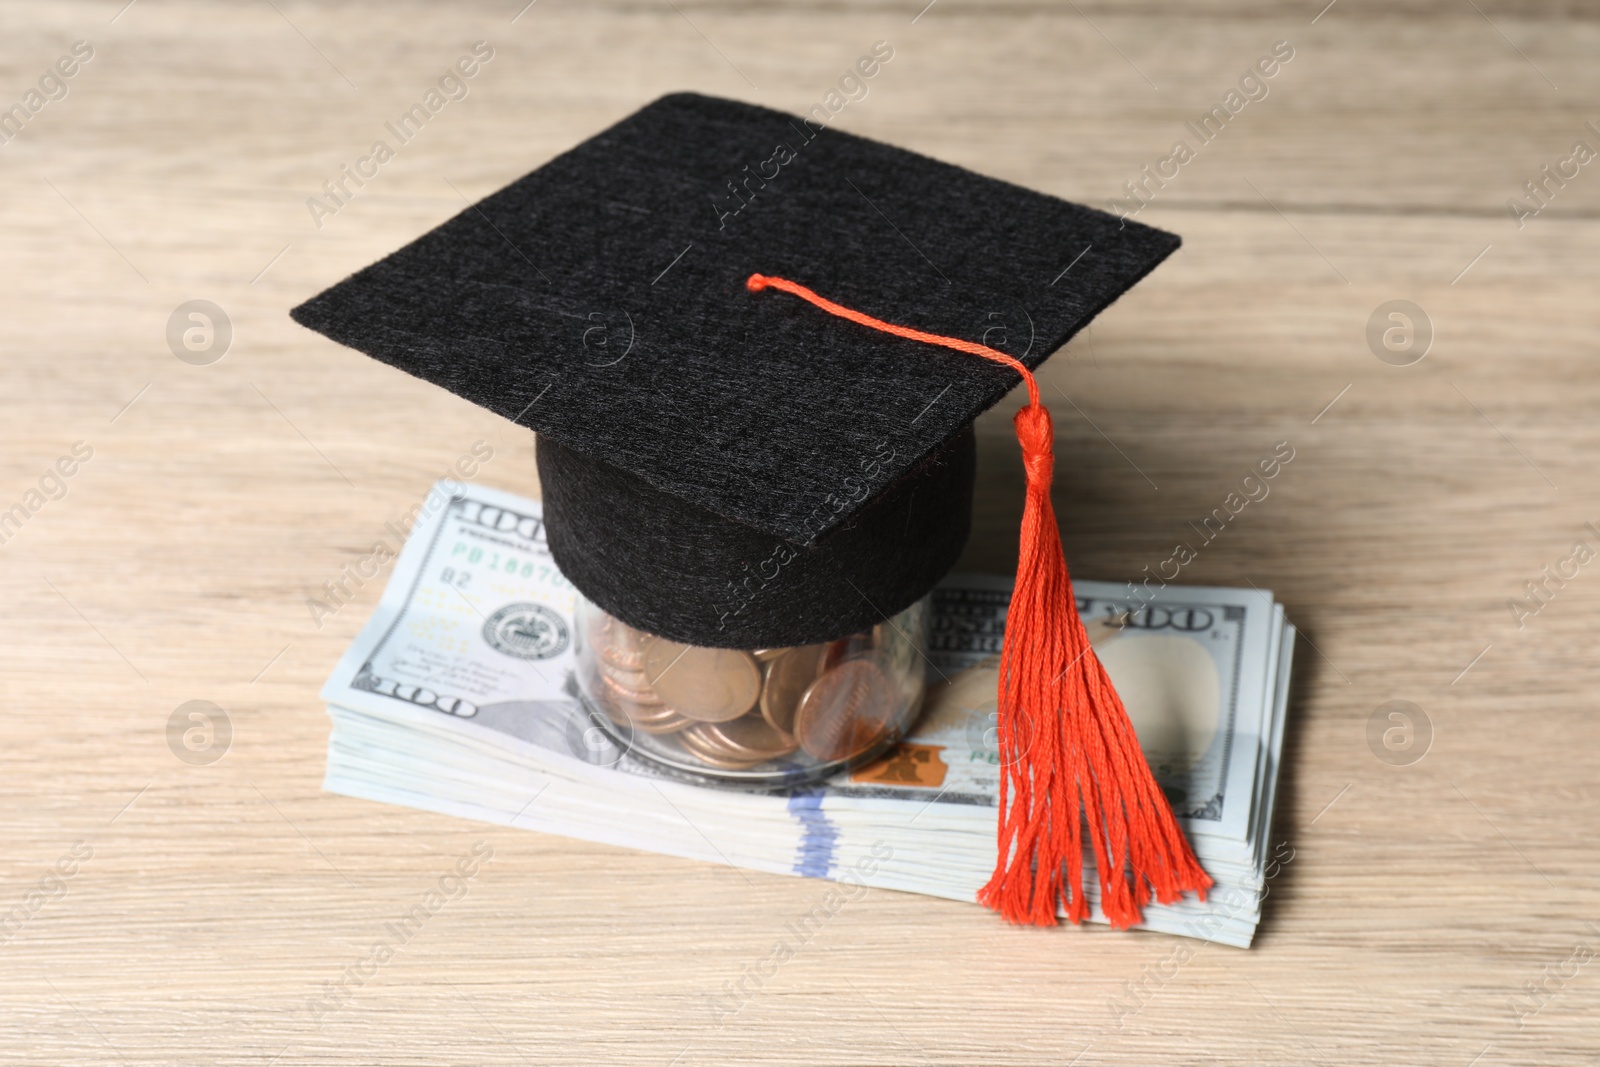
(3, 1), (1597, 1063)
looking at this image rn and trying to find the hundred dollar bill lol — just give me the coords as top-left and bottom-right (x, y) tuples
(328, 489), (577, 720)
(326, 486), (1266, 800)
(322, 483), (1292, 943)
(834, 576), (1283, 849)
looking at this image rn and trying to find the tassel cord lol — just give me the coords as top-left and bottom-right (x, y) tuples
(745, 272), (1212, 927)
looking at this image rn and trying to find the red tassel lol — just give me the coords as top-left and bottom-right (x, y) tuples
(746, 273), (1213, 928)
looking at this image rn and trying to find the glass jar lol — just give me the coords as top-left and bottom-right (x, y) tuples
(574, 595), (929, 787)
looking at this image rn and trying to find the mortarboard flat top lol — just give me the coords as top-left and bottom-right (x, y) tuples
(291, 92), (1179, 550)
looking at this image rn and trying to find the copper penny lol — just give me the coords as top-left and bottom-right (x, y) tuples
(596, 692), (659, 723)
(632, 711), (693, 735)
(819, 632), (874, 673)
(597, 692), (690, 734)
(793, 656), (899, 762)
(601, 671), (662, 706)
(622, 701), (682, 724)
(677, 727), (770, 770)
(759, 645), (825, 735)
(642, 642), (761, 722)
(677, 722), (754, 761)
(694, 715), (797, 760)
(597, 617), (653, 670)
(599, 658), (654, 690)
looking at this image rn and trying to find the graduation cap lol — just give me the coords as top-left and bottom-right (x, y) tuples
(291, 92), (1210, 929)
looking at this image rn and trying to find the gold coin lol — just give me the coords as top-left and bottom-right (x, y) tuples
(642, 642), (761, 722)
(759, 645), (825, 735)
(793, 656), (899, 762)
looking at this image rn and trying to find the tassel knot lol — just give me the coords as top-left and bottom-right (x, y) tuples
(1015, 405), (1055, 480)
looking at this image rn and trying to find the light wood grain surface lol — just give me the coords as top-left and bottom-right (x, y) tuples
(3, 1), (1598, 1064)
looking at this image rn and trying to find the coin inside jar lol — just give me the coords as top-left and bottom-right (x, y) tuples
(628, 708), (694, 735)
(601, 670), (663, 707)
(675, 728), (770, 771)
(819, 631), (874, 673)
(597, 617), (653, 669)
(793, 655), (899, 762)
(682, 716), (796, 762)
(759, 644), (825, 735)
(642, 642), (761, 723)
(599, 658), (654, 689)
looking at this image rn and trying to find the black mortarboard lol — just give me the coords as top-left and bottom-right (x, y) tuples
(293, 92), (1212, 930)
(290, 92), (1178, 648)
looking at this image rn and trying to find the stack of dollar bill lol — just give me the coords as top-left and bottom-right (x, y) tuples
(322, 484), (1294, 946)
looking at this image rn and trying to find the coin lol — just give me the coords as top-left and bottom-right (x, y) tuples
(597, 617), (653, 669)
(759, 645), (825, 735)
(819, 631), (873, 673)
(679, 718), (794, 767)
(642, 642), (761, 722)
(696, 715), (797, 760)
(602, 671), (663, 706)
(593, 688), (651, 721)
(623, 701), (682, 724)
(677, 723), (750, 761)
(632, 710), (694, 735)
(676, 724), (771, 767)
(752, 648), (787, 662)
(793, 656), (900, 762)
(594, 692), (634, 729)
(599, 690), (691, 734)
(599, 658), (654, 690)
(676, 730), (769, 771)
